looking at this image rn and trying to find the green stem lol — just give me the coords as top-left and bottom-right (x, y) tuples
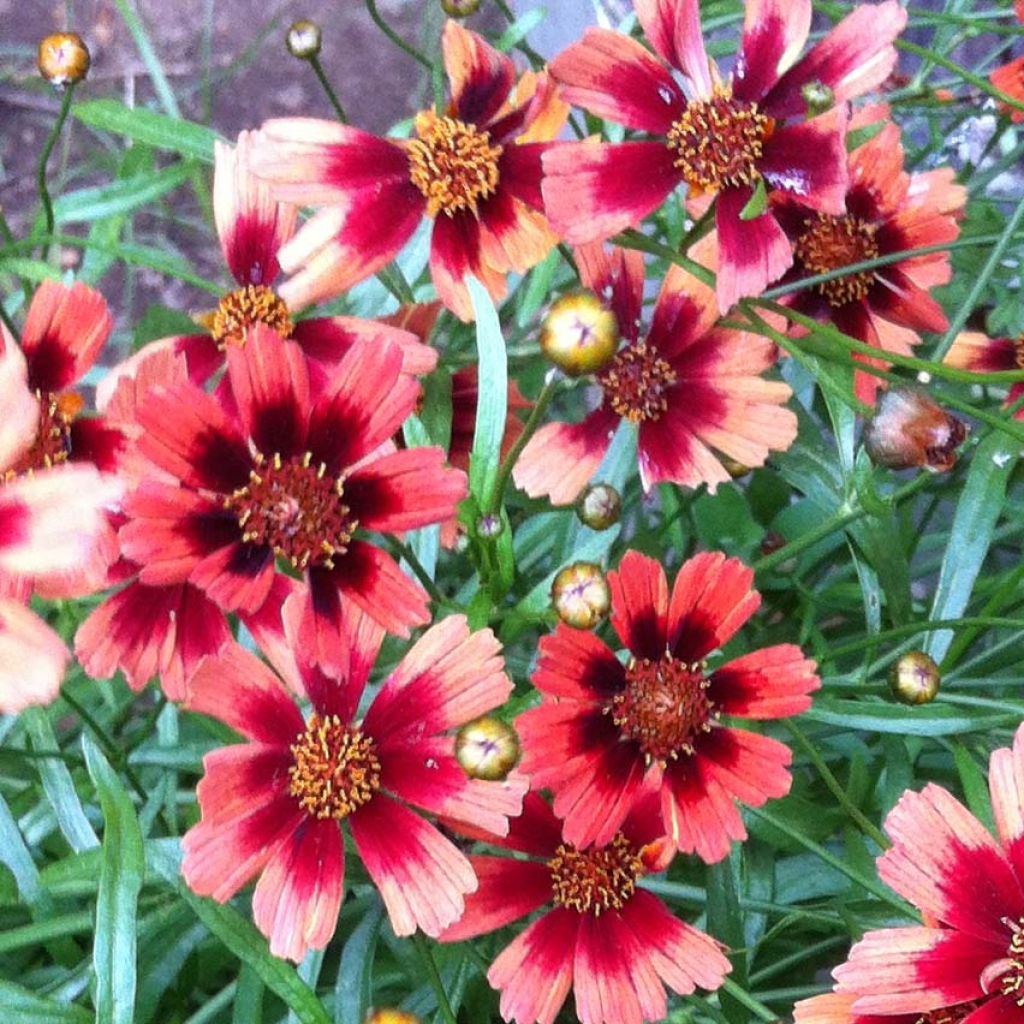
(309, 55), (348, 123)
(719, 978), (777, 1023)
(36, 84), (77, 262)
(785, 722), (890, 850)
(825, 616), (1024, 661)
(412, 933), (458, 1024)
(365, 0), (433, 71)
(897, 39), (1024, 115)
(385, 537), (446, 606)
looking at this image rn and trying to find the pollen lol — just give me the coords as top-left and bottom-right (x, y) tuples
(210, 284), (293, 349)
(1014, 336), (1024, 371)
(288, 715), (381, 820)
(407, 112), (503, 219)
(608, 654), (716, 763)
(666, 86), (774, 193)
(980, 917), (1024, 1007)
(599, 342), (677, 423)
(793, 214), (880, 307)
(4, 391), (80, 480)
(224, 451), (357, 570)
(548, 833), (644, 916)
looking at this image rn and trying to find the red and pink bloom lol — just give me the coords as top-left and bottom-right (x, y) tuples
(517, 550), (820, 862)
(945, 331), (1024, 421)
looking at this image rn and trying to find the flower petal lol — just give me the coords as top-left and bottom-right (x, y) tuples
(440, 856), (551, 943)
(443, 20), (515, 127)
(608, 549), (670, 660)
(531, 625), (626, 702)
(733, 0), (811, 102)
(989, 725), (1024, 880)
(576, 243), (646, 344)
(710, 644), (820, 719)
(0, 599), (69, 715)
(634, 0), (713, 97)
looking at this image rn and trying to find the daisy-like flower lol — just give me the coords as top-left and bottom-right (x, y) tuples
(97, 131), (435, 410)
(117, 325), (466, 674)
(440, 792), (730, 1024)
(990, 2), (1024, 123)
(248, 20), (568, 321)
(542, 0), (907, 310)
(774, 105), (966, 404)
(795, 722), (1024, 1024)
(945, 332), (1024, 421)
(512, 238), (797, 505)
(517, 550), (820, 862)
(182, 610), (526, 962)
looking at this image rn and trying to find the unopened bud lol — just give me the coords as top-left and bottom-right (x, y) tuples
(889, 651), (940, 706)
(719, 456), (752, 479)
(539, 291), (619, 377)
(576, 483), (621, 531)
(365, 1012), (421, 1024)
(37, 32), (90, 87)
(286, 19), (322, 60)
(440, 0), (482, 15)
(863, 386), (967, 474)
(551, 561), (610, 629)
(801, 80), (834, 116)
(455, 717), (520, 781)
(476, 514), (504, 539)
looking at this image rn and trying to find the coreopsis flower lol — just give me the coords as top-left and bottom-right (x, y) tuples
(774, 105), (966, 403)
(945, 331), (1024, 420)
(517, 550), (820, 862)
(249, 20), (568, 321)
(117, 325), (466, 675)
(512, 239), (797, 504)
(991, 56), (1024, 124)
(794, 722), (1024, 1024)
(440, 792), (731, 1024)
(97, 131), (434, 410)
(542, 0), (907, 310)
(182, 611), (526, 962)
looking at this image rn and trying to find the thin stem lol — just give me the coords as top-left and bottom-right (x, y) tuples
(897, 39), (1024, 115)
(719, 978), (777, 1023)
(412, 933), (458, 1024)
(365, 0), (433, 71)
(36, 84), (77, 262)
(308, 55), (348, 123)
(385, 537), (446, 606)
(494, 0), (547, 69)
(785, 722), (890, 850)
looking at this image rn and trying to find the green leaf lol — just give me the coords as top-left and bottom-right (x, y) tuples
(739, 178), (768, 220)
(806, 696), (1015, 736)
(54, 162), (193, 224)
(706, 856), (747, 1024)
(335, 899), (383, 1024)
(467, 277), (508, 508)
(0, 791), (41, 904)
(926, 431), (1018, 663)
(0, 980), (92, 1024)
(72, 99), (219, 163)
(84, 735), (144, 1024)
(847, 119), (887, 152)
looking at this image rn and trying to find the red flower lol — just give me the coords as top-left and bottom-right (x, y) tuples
(946, 332), (1024, 421)
(97, 131), (435, 411)
(774, 105), (966, 404)
(249, 21), (567, 321)
(440, 792), (730, 1024)
(991, 57), (1024, 124)
(799, 723), (1024, 1023)
(542, 0), (907, 310)
(517, 550), (819, 862)
(182, 611), (526, 962)
(513, 238), (797, 504)
(116, 325), (466, 675)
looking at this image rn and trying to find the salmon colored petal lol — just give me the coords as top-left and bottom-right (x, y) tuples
(573, 910), (656, 1024)
(439, 857), (551, 943)
(648, 233), (720, 356)
(0, 599), (69, 715)
(542, 142), (679, 246)
(349, 794), (477, 938)
(715, 187), (792, 312)
(608, 550), (670, 660)
(549, 29), (685, 134)
(634, 0), (713, 97)
(662, 757), (748, 862)
(992, 56), (1024, 124)
(576, 243), (646, 344)
(443, 20), (515, 127)
(215, 130), (297, 286)
(189, 537), (277, 615)
(710, 644), (820, 719)
(792, 992), (861, 1024)
(944, 332), (1017, 373)
(0, 340), (36, 470)
(733, 0), (811, 102)
(251, 817), (344, 962)
(635, 400), (734, 493)
(428, 210), (508, 322)
(989, 725), (1024, 878)
(20, 280), (112, 392)
(697, 727), (795, 810)
(531, 625), (626, 701)
(292, 316), (437, 376)
(478, 188), (558, 278)
(514, 71), (570, 145)
(297, 572), (350, 679)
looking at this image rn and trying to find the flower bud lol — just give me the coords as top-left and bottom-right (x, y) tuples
(551, 561), (610, 629)
(800, 80), (834, 116)
(37, 32), (90, 87)
(286, 19), (322, 61)
(455, 717), (520, 781)
(476, 514), (504, 539)
(440, 0), (482, 15)
(863, 386), (967, 474)
(719, 456), (752, 479)
(539, 291), (619, 377)
(365, 1012), (421, 1024)
(888, 651), (940, 706)
(576, 483), (621, 531)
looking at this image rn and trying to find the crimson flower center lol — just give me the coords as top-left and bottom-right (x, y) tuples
(609, 654), (716, 762)
(225, 451), (356, 570)
(913, 1007), (979, 1024)
(980, 918), (1024, 1007)
(666, 86), (773, 193)
(599, 342), (677, 423)
(5, 391), (80, 481)
(547, 833), (644, 915)
(210, 284), (293, 349)
(288, 714), (381, 820)
(793, 214), (880, 307)
(407, 112), (503, 218)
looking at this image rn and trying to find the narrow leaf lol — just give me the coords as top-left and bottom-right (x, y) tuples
(335, 899), (384, 1024)
(467, 277), (508, 507)
(73, 99), (219, 163)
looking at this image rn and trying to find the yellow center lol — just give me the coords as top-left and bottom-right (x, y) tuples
(793, 214), (880, 307)
(407, 112), (503, 218)
(210, 284), (293, 349)
(548, 834), (644, 916)
(4, 391), (81, 481)
(288, 715), (381, 820)
(666, 86), (773, 193)
(599, 342), (678, 423)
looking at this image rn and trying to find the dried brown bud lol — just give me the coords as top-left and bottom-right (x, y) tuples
(576, 483), (622, 531)
(365, 1012), (421, 1024)
(539, 291), (619, 377)
(455, 717), (520, 781)
(37, 32), (90, 87)
(551, 561), (610, 629)
(889, 651), (940, 706)
(286, 19), (322, 60)
(441, 0), (482, 15)
(863, 386), (967, 473)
